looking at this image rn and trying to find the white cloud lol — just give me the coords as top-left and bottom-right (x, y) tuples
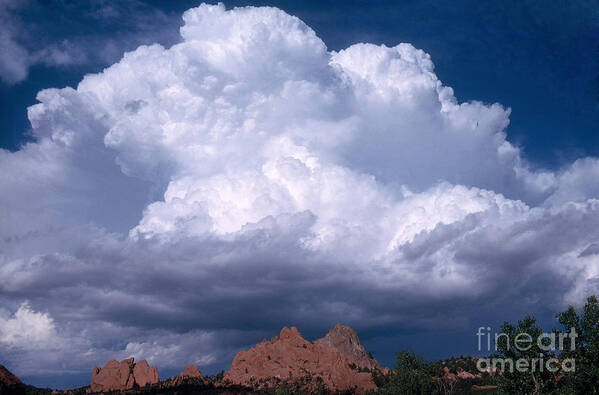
(0, 302), (61, 350)
(0, 2), (598, 384)
(0, 0), (30, 83)
(543, 158), (599, 206)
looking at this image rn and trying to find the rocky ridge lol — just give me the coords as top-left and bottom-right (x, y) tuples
(223, 324), (381, 394)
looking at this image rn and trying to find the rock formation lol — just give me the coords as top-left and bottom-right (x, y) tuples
(0, 365), (25, 395)
(315, 323), (382, 371)
(163, 364), (205, 387)
(224, 325), (380, 394)
(442, 366), (481, 382)
(133, 360), (159, 387)
(89, 357), (158, 393)
(178, 365), (203, 379)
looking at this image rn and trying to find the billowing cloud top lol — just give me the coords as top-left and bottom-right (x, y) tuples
(1, 3), (599, 384)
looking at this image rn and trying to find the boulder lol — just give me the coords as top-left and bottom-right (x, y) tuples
(224, 325), (378, 394)
(90, 357), (159, 393)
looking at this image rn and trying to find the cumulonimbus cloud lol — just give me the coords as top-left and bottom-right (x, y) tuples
(0, 3), (598, 383)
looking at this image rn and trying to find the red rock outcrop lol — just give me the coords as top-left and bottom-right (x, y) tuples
(133, 360), (159, 387)
(224, 325), (380, 394)
(0, 365), (22, 388)
(178, 365), (203, 379)
(442, 366), (482, 382)
(161, 364), (205, 387)
(89, 357), (158, 393)
(315, 323), (381, 371)
(0, 365), (25, 394)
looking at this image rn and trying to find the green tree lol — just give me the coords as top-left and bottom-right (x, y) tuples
(556, 295), (599, 394)
(376, 350), (439, 395)
(493, 316), (559, 394)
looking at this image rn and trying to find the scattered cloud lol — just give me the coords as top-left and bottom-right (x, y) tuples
(0, 0), (178, 85)
(0, 0), (30, 83)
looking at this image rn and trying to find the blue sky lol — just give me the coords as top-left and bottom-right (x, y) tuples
(1, 0), (599, 389)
